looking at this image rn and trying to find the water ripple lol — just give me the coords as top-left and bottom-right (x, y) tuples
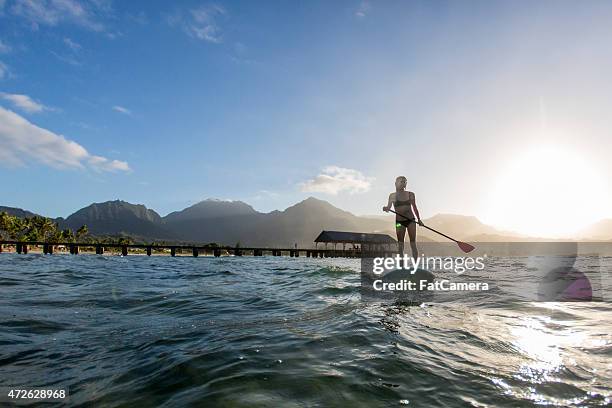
(0, 253), (609, 407)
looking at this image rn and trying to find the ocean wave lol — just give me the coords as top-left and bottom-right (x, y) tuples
(0, 255), (609, 406)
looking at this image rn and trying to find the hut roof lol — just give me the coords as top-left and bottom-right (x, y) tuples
(314, 230), (396, 244)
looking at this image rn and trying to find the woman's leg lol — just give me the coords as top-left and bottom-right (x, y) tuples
(396, 224), (406, 254)
(407, 222), (418, 260)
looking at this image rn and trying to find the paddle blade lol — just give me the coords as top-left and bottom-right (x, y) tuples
(458, 241), (476, 253)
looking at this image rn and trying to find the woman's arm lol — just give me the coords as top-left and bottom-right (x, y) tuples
(410, 192), (424, 225)
(382, 193), (394, 212)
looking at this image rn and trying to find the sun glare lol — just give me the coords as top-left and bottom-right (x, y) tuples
(483, 144), (609, 238)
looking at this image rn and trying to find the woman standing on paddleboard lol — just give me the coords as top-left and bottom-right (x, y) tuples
(383, 176), (423, 258)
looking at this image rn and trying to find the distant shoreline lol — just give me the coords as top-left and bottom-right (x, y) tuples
(0, 246), (237, 257)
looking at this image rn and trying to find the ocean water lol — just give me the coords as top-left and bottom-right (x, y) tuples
(0, 254), (610, 407)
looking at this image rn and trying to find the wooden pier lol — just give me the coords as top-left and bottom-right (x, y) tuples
(0, 241), (393, 258)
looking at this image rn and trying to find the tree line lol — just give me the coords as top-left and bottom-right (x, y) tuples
(0, 212), (136, 245)
(0, 212), (89, 243)
(0, 212), (224, 247)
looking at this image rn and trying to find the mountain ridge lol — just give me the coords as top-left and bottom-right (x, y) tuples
(164, 199), (257, 223)
(1, 198), (610, 244)
(61, 200), (175, 240)
(0, 206), (41, 219)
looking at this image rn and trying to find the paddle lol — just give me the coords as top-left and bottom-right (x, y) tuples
(385, 208), (476, 253)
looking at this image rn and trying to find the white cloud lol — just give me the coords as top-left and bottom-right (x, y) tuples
(10, 0), (106, 31)
(50, 50), (81, 66)
(0, 39), (10, 53)
(0, 106), (130, 172)
(0, 92), (50, 113)
(112, 105), (131, 115)
(105, 31), (122, 40)
(63, 37), (81, 51)
(355, 1), (371, 18)
(128, 11), (148, 25)
(168, 5), (226, 43)
(0, 61), (9, 79)
(87, 155), (130, 172)
(300, 166), (374, 195)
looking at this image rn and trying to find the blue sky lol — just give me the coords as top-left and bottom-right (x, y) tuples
(1, 0), (611, 236)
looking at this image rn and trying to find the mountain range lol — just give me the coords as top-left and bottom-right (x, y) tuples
(1, 198), (610, 246)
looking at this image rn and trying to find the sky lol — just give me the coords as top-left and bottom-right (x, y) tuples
(1, 0), (611, 238)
